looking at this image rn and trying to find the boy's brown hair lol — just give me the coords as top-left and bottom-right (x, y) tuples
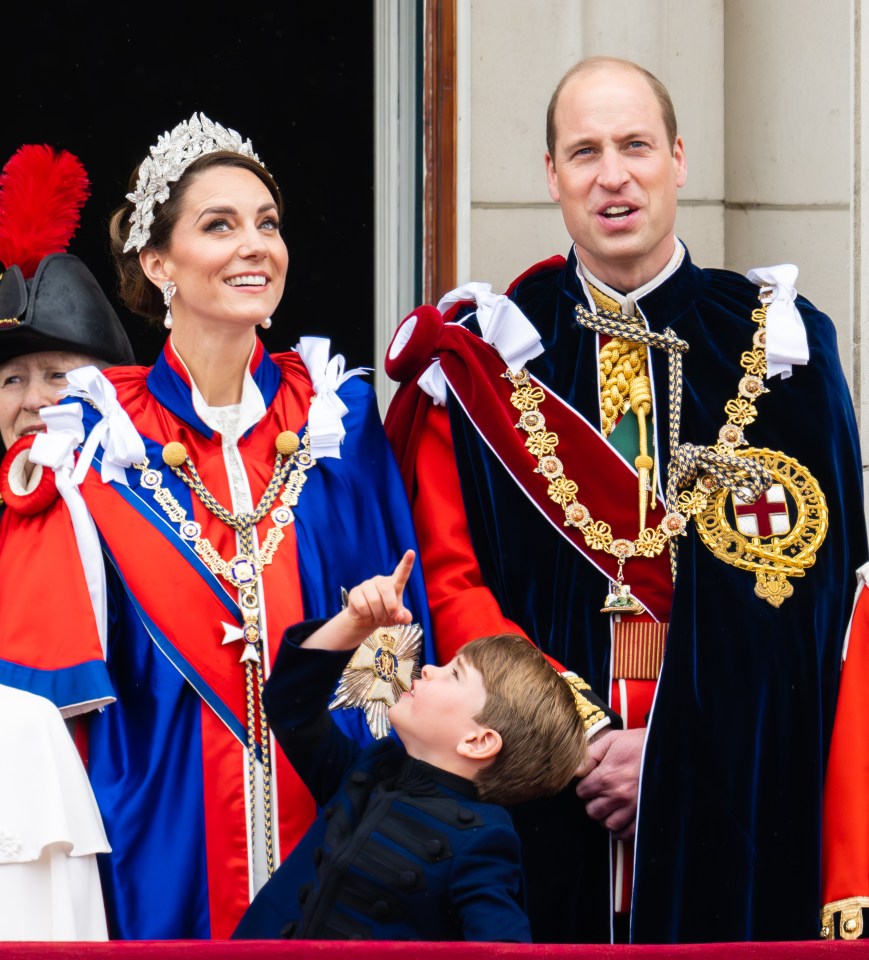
(459, 634), (587, 805)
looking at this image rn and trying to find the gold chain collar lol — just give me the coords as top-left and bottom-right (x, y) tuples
(505, 290), (780, 612)
(137, 429), (313, 634)
(133, 427), (316, 880)
(506, 366), (684, 613)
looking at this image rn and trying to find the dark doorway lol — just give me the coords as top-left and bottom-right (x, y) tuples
(2, 5), (375, 369)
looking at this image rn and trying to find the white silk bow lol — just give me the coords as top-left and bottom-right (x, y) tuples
(59, 366), (147, 484)
(437, 282), (544, 372)
(745, 265), (809, 379)
(30, 404), (85, 474)
(295, 337), (371, 459)
(417, 282), (544, 404)
(29, 399), (109, 657)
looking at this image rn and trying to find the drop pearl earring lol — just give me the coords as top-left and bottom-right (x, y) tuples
(162, 280), (177, 330)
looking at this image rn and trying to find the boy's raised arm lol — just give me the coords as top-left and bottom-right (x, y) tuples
(302, 549), (416, 651)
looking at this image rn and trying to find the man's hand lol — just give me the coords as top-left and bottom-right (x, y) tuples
(302, 549), (416, 651)
(575, 726), (646, 840)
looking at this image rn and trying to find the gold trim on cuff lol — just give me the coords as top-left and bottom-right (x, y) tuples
(820, 896), (869, 940)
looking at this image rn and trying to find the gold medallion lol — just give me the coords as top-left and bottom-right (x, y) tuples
(691, 447), (828, 607)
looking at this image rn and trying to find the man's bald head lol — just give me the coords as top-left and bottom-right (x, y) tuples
(546, 56), (678, 160)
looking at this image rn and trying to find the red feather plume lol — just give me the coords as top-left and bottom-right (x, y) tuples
(0, 144), (91, 278)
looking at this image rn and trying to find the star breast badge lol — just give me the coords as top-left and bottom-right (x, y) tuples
(329, 623), (423, 738)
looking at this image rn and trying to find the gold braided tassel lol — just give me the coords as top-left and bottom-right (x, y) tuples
(599, 339), (646, 437)
(588, 284), (649, 439)
(587, 283), (656, 532)
(629, 375), (655, 528)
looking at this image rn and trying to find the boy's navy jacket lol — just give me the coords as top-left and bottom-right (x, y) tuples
(232, 621), (532, 942)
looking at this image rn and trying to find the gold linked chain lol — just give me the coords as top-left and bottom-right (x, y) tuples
(134, 427), (315, 879)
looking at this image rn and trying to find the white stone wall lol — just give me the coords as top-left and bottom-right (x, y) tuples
(463, 0), (725, 288)
(460, 0), (867, 518)
(723, 1), (852, 366)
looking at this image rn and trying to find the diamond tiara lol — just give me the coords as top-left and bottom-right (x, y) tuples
(123, 112), (263, 253)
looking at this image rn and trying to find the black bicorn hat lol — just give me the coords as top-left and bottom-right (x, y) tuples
(0, 254), (135, 366)
(0, 145), (135, 367)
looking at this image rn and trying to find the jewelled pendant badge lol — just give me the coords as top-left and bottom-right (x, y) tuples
(330, 622), (424, 739)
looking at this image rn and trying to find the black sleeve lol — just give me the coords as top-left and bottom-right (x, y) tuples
(561, 670), (623, 735)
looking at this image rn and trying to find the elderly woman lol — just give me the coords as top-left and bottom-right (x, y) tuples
(0, 143), (132, 942)
(0, 115), (431, 940)
(0, 144), (135, 458)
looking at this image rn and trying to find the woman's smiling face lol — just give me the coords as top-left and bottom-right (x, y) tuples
(153, 164), (288, 332)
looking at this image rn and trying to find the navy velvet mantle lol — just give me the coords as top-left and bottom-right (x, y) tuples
(445, 248), (868, 943)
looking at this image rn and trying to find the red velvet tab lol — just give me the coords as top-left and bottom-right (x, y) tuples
(437, 325), (673, 622)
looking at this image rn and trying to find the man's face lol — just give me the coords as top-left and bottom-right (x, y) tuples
(0, 350), (95, 449)
(544, 65), (687, 292)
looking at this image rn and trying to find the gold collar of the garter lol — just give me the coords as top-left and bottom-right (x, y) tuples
(506, 286), (827, 609)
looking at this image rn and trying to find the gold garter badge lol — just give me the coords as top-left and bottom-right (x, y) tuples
(573, 283), (830, 609)
(688, 446), (828, 607)
(671, 288), (830, 607)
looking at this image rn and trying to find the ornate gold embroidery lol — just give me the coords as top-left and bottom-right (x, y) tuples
(562, 672), (607, 731)
(821, 896), (869, 940)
